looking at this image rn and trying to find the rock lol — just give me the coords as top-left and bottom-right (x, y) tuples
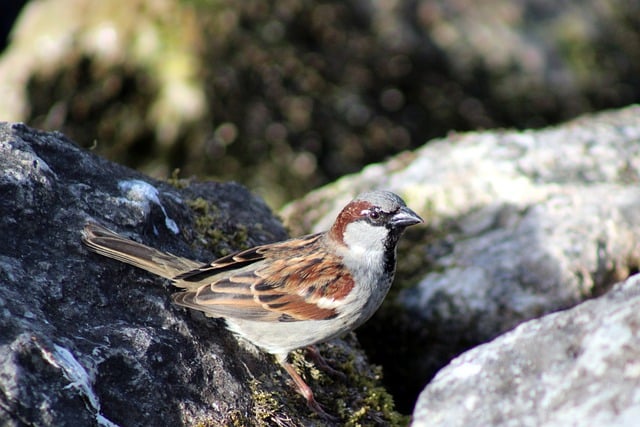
(281, 105), (640, 411)
(0, 122), (404, 426)
(412, 274), (640, 427)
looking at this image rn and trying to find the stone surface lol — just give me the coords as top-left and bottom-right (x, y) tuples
(0, 122), (402, 426)
(412, 274), (640, 427)
(282, 105), (640, 412)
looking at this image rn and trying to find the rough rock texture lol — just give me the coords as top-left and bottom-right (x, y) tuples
(282, 105), (640, 412)
(0, 122), (403, 426)
(413, 274), (640, 427)
(1, 0), (638, 205)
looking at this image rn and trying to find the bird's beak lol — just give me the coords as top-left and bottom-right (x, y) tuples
(391, 206), (423, 227)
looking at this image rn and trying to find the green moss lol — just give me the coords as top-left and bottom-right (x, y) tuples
(222, 410), (246, 427)
(329, 349), (410, 426)
(184, 196), (252, 256)
(191, 417), (223, 427)
(247, 378), (300, 426)
(190, 406), (267, 427)
(166, 168), (191, 189)
(283, 342), (409, 426)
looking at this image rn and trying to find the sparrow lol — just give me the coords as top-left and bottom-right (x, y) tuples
(81, 190), (422, 417)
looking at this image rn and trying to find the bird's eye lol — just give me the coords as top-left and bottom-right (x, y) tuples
(368, 208), (381, 220)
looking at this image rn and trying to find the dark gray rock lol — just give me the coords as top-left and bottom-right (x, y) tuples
(412, 274), (640, 427)
(0, 123), (401, 426)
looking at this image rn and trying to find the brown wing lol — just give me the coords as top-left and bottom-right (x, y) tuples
(171, 233), (355, 322)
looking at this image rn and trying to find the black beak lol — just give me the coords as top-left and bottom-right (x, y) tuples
(390, 206), (423, 228)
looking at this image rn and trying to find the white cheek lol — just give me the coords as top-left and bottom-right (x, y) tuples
(342, 221), (387, 255)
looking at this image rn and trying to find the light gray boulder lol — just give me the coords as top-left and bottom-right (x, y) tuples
(282, 105), (640, 412)
(413, 274), (640, 427)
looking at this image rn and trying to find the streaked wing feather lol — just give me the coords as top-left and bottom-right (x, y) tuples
(171, 233), (354, 322)
(172, 291), (278, 320)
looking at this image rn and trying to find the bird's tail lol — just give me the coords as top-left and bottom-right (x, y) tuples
(81, 222), (202, 280)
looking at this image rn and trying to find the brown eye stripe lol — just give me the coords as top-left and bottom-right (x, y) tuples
(329, 200), (374, 243)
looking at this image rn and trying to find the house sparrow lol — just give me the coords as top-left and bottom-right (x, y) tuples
(81, 190), (422, 417)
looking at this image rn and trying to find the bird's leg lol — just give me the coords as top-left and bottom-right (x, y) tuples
(305, 345), (346, 380)
(276, 354), (338, 421)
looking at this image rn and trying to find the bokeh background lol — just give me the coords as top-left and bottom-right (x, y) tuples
(1, 0), (639, 207)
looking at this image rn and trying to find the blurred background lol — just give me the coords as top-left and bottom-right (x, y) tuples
(1, 0), (639, 208)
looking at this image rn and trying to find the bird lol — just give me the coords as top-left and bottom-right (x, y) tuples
(81, 190), (423, 418)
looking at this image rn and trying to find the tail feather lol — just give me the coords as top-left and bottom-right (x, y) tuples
(82, 222), (202, 280)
